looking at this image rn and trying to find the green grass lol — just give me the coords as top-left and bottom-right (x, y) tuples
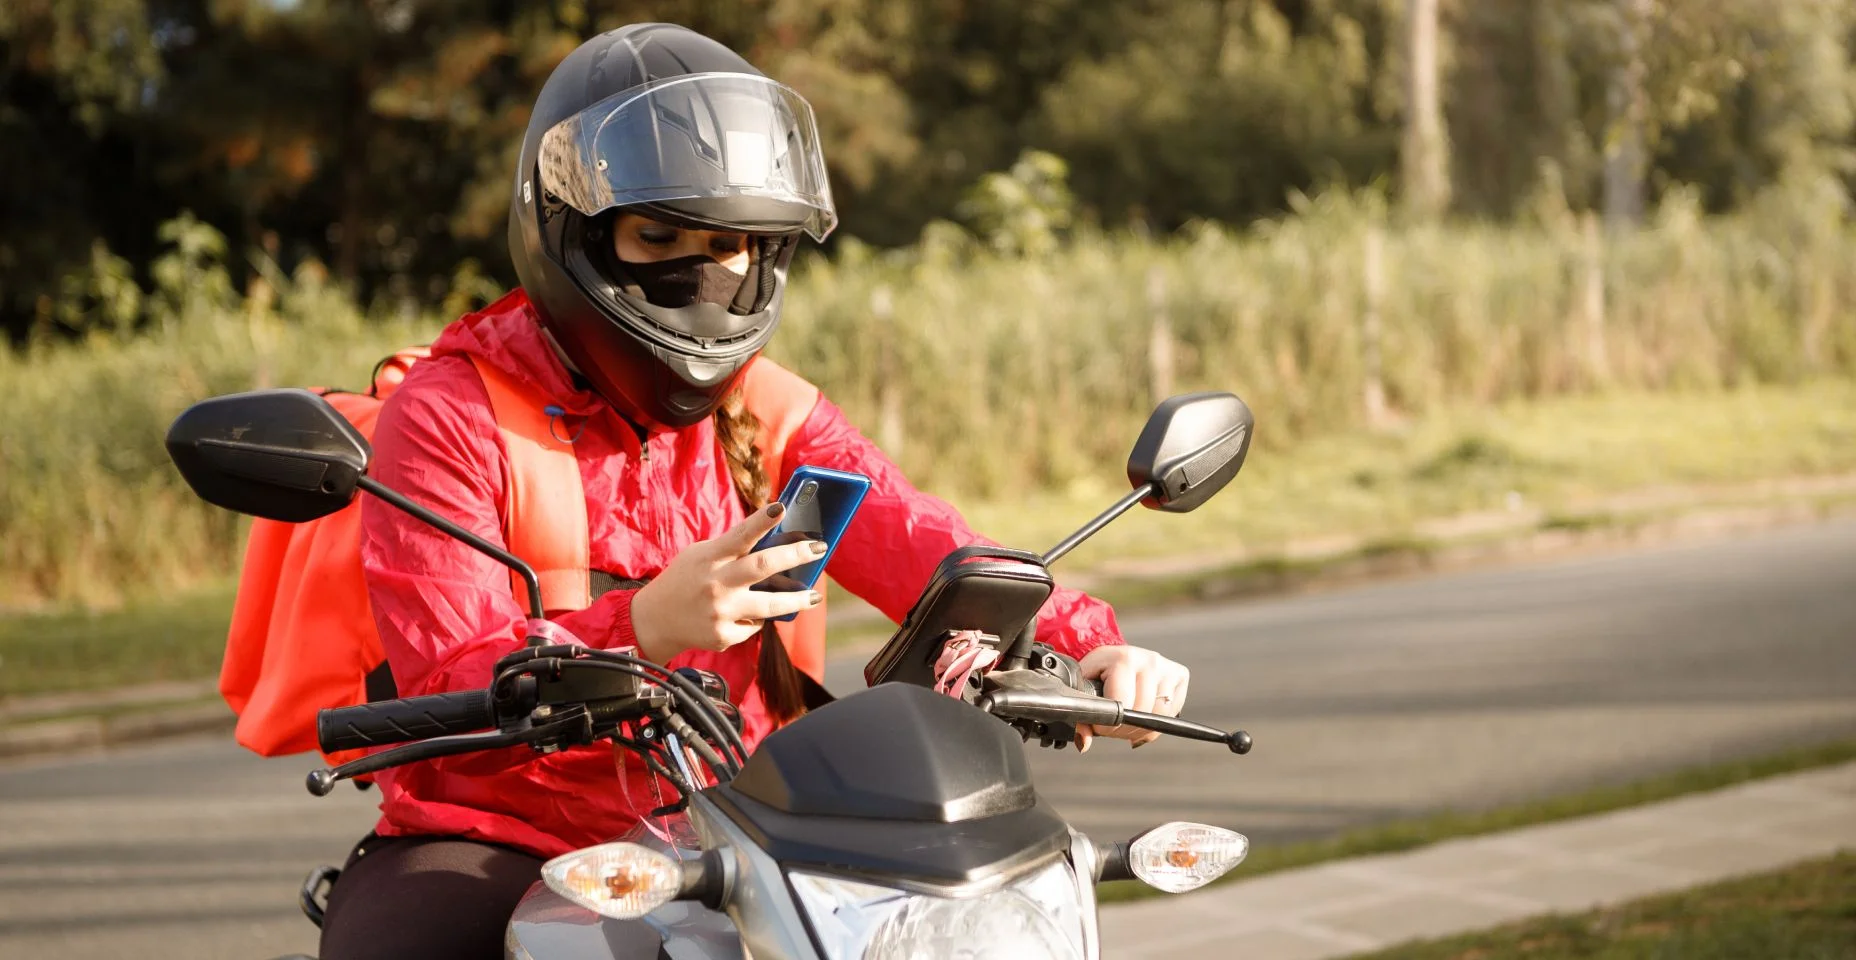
(0, 581), (235, 698)
(1354, 852), (1856, 960)
(962, 380), (1856, 575)
(1097, 735), (1856, 904)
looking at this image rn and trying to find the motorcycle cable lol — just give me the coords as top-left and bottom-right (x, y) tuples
(490, 644), (749, 770)
(524, 657), (747, 776)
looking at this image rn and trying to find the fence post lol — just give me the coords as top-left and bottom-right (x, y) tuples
(1362, 225), (1389, 429)
(1582, 211), (1609, 385)
(1147, 265), (1175, 406)
(871, 285), (904, 458)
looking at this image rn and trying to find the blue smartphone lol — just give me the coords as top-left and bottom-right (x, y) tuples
(750, 465), (871, 621)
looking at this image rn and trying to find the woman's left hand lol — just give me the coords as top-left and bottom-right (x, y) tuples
(1075, 645), (1190, 752)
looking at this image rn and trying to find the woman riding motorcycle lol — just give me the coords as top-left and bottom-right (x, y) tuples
(317, 22), (1191, 960)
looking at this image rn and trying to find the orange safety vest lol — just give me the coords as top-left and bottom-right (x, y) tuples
(220, 349), (827, 767)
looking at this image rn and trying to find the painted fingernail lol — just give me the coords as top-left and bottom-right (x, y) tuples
(808, 540), (828, 555)
(765, 502), (785, 518)
(808, 591), (823, 606)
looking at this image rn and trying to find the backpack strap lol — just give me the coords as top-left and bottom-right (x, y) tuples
(467, 355), (592, 613)
(371, 347), (431, 398)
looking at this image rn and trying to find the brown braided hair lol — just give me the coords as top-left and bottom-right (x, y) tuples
(712, 390), (809, 725)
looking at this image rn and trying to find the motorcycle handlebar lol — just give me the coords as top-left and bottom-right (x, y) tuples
(317, 690), (497, 755)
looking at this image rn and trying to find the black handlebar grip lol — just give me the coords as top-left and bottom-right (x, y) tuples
(317, 690), (496, 755)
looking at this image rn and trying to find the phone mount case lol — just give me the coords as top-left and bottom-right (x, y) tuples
(862, 545), (1055, 688)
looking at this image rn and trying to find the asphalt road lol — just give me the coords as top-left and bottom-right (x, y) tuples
(4, 519), (1853, 959)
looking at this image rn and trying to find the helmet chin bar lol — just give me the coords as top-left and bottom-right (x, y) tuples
(527, 206), (782, 432)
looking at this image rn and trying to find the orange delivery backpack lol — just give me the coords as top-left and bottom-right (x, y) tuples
(218, 344), (829, 769)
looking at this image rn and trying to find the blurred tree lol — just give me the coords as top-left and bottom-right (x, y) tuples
(1603, 0), (1652, 225)
(7, 0), (1856, 342)
(0, 0), (162, 337)
(1032, 0), (1397, 230)
(955, 149), (1076, 257)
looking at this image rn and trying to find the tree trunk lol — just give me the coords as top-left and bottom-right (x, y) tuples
(336, 72), (371, 287)
(1402, 0), (1450, 219)
(1603, 0), (1651, 228)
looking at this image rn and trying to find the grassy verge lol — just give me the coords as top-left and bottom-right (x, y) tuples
(1097, 735), (1856, 904)
(963, 380), (1856, 574)
(1353, 852), (1856, 960)
(0, 581), (235, 699)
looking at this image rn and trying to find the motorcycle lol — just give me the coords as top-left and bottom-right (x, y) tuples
(166, 386), (1259, 960)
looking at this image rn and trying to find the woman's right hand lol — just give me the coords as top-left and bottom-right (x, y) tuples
(630, 502), (826, 663)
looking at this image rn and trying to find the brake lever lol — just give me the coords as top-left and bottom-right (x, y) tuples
(1084, 677), (1252, 754)
(1109, 708), (1252, 754)
(977, 652), (1254, 755)
(306, 715), (590, 796)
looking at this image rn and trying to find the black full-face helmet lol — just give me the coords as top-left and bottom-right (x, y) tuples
(508, 23), (836, 431)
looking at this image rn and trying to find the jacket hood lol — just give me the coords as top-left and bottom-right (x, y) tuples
(429, 289), (609, 418)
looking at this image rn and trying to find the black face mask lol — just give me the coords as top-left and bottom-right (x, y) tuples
(620, 255), (747, 309)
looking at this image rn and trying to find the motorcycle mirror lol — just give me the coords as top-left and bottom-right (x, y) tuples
(1126, 392), (1254, 514)
(165, 388), (370, 523)
(1037, 391), (1255, 569)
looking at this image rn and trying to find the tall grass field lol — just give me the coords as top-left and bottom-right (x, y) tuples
(4, 190), (1854, 609)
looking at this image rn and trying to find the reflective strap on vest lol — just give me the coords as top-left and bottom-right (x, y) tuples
(467, 355), (592, 614)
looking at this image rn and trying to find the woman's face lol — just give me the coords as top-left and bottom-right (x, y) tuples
(612, 212), (751, 274)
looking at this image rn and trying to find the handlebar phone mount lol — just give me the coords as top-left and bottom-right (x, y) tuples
(862, 545), (1055, 689)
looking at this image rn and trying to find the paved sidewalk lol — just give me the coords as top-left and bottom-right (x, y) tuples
(1099, 760), (1856, 959)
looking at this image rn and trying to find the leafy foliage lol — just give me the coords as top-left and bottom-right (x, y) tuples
(6, 1), (1856, 338)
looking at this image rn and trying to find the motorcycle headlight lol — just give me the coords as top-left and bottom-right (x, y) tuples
(789, 859), (1087, 960)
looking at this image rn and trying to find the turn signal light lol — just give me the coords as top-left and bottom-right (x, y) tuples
(541, 842), (681, 920)
(1129, 822), (1248, 893)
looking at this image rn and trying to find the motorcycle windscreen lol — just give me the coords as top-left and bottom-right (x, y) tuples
(610, 740), (706, 853)
(537, 72), (837, 241)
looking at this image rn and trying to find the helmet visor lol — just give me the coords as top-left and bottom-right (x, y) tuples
(538, 73), (837, 241)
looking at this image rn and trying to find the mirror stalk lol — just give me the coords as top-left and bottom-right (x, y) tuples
(997, 482), (1157, 671)
(357, 476), (546, 621)
(1041, 483), (1156, 567)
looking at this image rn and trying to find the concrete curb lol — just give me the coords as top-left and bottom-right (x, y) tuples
(0, 700), (234, 760)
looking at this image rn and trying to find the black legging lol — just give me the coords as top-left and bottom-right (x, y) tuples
(318, 833), (544, 960)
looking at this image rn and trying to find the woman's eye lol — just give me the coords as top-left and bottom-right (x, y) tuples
(637, 229), (677, 246)
(710, 236), (746, 255)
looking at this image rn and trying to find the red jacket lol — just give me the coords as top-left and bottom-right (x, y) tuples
(360, 291), (1124, 857)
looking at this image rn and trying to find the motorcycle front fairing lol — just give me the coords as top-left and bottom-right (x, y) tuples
(504, 683), (1102, 960)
